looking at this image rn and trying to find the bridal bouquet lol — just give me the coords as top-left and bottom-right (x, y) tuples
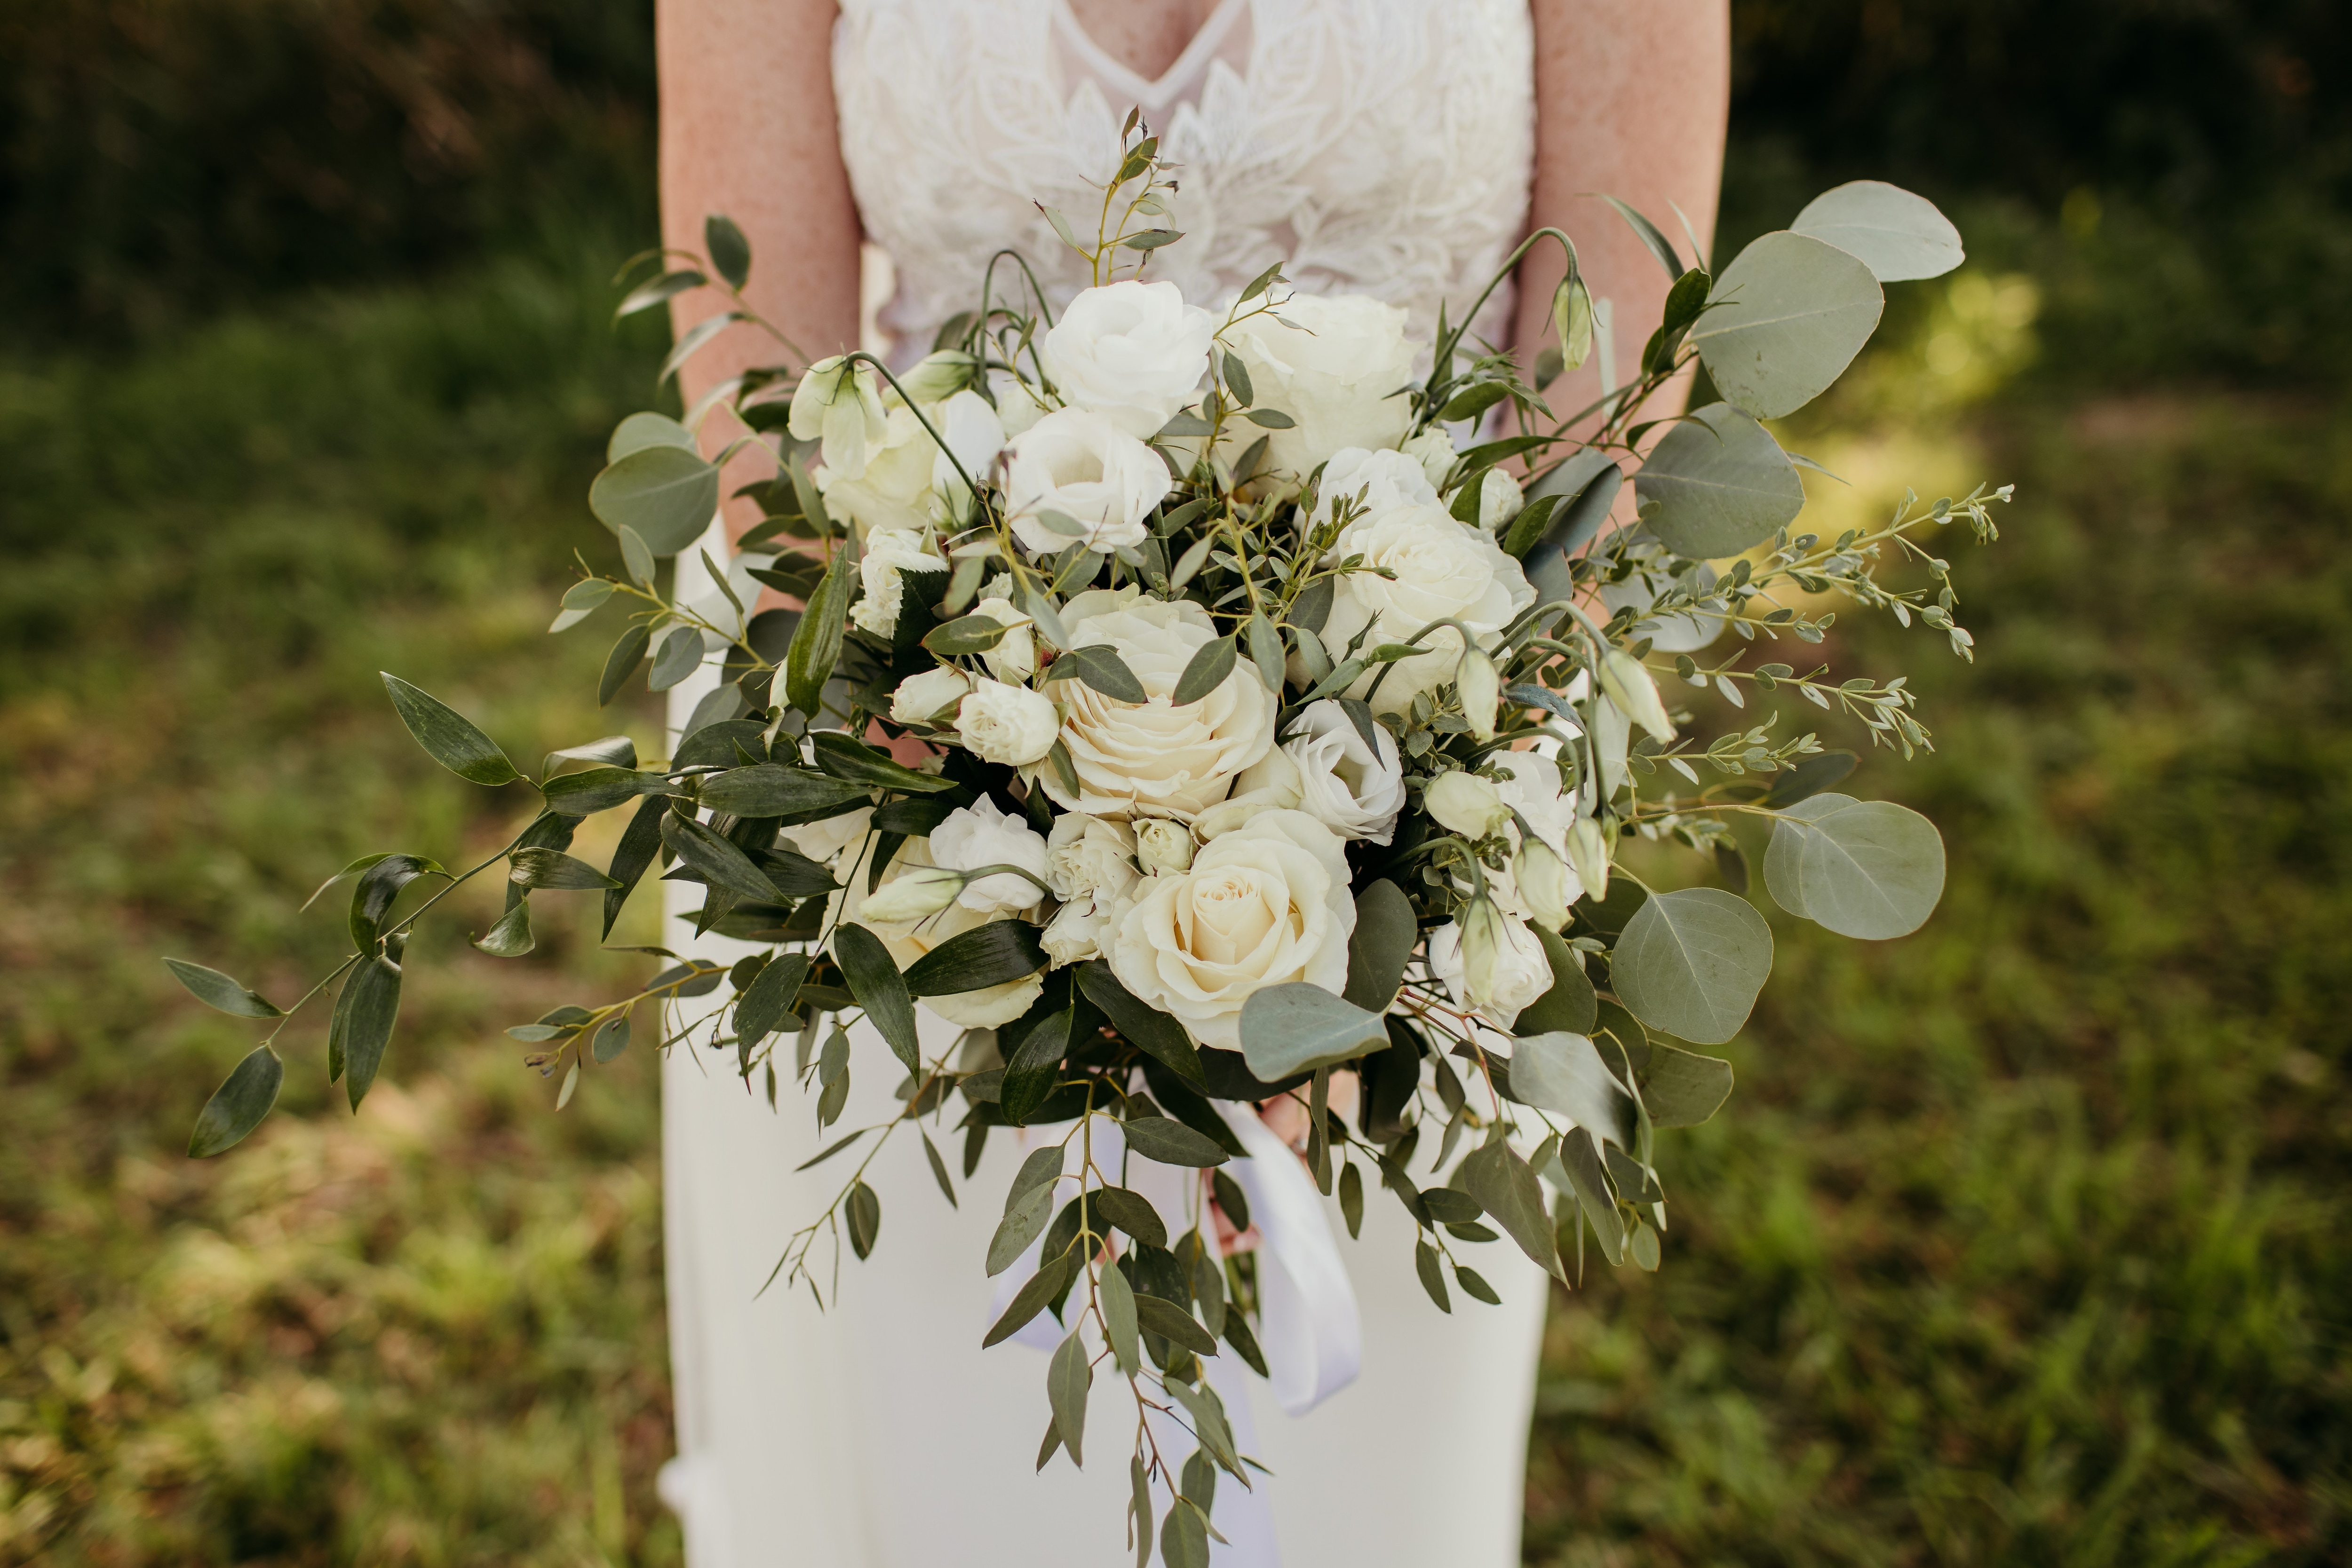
(170, 123), (2005, 1561)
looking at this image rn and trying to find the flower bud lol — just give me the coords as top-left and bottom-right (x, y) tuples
(1460, 896), (1508, 1007)
(787, 355), (888, 480)
(1477, 469), (1524, 532)
(1514, 835), (1572, 931)
(1552, 274), (1593, 373)
(858, 863), (964, 925)
(1425, 770), (1510, 840)
(894, 349), (978, 405)
(1134, 818), (1194, 875)
(1566, 816), (1611, 904)
(1597, 649), (1675, 742)
(1455, 646), (1501, 741)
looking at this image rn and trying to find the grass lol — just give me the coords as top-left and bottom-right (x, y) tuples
(0, 246), (2345, 1564)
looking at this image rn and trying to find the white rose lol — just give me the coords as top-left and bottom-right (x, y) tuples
(1040, 895), (1113, 967)
(1275, 698), (1406, 844)
(931, 387), (1007, 505)
(788, 355), (889, 479)
(1491, 752), (1577, 858)
(1400, 427), (1457, 490)
(1427, 904), (1553, 1028)
(781, 804), (873, 867)
(1039, 591), (1276, 820)
(1225, 293), (1417, 476)
(834, 835), (1041, 1029)
(956, 676), (1059, 767)
(969, 595), (1036, 682)
(1044, 813), (1139, 902)
(929, 796), (1050, 914)
(889, 666), (972, 726)
(1134, 817), (1195, 874)
(1040, 280), (1215, 439)
(1003, 408), (1172, 554)
(1319, 502), (1534, 715)
(1426, 770), (1510, 839)
(821, 404), (938, 535)
(1310, 446), (1439, 533)
(850, 528), (947, 636)
(1478, 469), (1524, 532)
(1105, 810), (1356, 1050)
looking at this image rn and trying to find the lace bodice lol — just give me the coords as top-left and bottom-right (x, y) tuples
(833, 0), (1535, 363)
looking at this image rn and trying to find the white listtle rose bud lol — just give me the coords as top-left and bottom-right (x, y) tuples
(1400, 427), (1457, 491)
(968, 594), (1035, 683)
(1455, 646), (1501, 741)
(1039, 280), (1215, 439)
(1318, 501), (1535, 716)
(1224, 293), (1417, 476)
(834, 837), (1041, 1028)
(788, 355), (888, 480)
(1566, 816), (1612, 903)
(1478, 468), (1524, 532)
(890, 666), (972, 726)
(895, 349), (978, 405)
(1003, 408), (1172, 554)
(1267, 698), (1404, 844)
(1106, 810), (1355, 1050)
(855, 862), (964, 924)
(1427, 900), (1553, 1027)
(1425, 769), (1510, 840)
(932, 387), (1008, 507)
(928, 796), (1050, 914)
(849, 528), (948, 636)
(1598, 649), (1676, 742)
(1039, 896), (1113, 967)
(956, 676), (1058, 767)
(820, 404), (938, 536)
(1044, 813), (1138, 902)
(1134, 818), (1194, 875)
(1514, 835), (1572, 931)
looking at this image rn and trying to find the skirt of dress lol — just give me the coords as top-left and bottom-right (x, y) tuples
(654, 543), (1549, 1568)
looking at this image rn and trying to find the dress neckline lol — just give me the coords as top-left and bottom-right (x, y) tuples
(1050, 0), (1249, 109)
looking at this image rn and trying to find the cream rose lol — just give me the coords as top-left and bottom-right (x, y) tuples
(1038, 590), (1276, 821)
(1134, 817), (1195, 875)
(1044, 813), (1139, 902)
(1321, 502), (1534, 715)
(1275, 698), (1406, 844)
(1002, 408), (1173, 554)
(928, 796), (1050, 915)
(889, 666), (971, 726)
(1400, 427), (1457, 490)
(1225, 293), (1417, 476)
(1040, 896), (1115, 967)
(1040, 280), (1215, 439)
(957, 676), (1058, 767)
(969, 594), (1036, 683)
(1105, 810), (1356, 1050)
(834, 835), (1041, 1029)
(849, 528), (948, 636)
(1310, 446), (1439, 533)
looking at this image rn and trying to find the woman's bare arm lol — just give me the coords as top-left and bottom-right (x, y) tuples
(1515, 0), (1731, 421)
(658, 0), (863, 531)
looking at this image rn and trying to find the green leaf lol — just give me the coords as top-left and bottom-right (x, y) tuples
(474, 899), (534, 957)
(618, 525), (658, 588)
(1639, 1042), (1734, 1128)
(1102, 1263), (1140, 1376)
(1339, 1161), (1365, 1238)
(998, 1007), (1073, 1126)
(1510, 1032), (1635, 1147)
(903, 920), (1046, 996)
(187, 1045), (285, 1157)
(1791, 180), (1965, 283)
(1042, 644), (1146, 704)
(598, 623), (651, 706)
(509, 847), (621, 891)
(1632, 403), (1807, 561)
(1460, 1136), (1564, 1279)
(832, 925), (921, 1073)
(1612, 887), (1773, 1045)
(1518, 925), (1598, 1035)
(984, 1247), (1077, 1347)
(648, 626), (703, 692)
(541, 766), (660, 816)
(608, 411), (698, 464)
(1414, 1239), (1452, 1312)
(1765, 793), (1946, 938)
(704, 214), (752, 288)
(809, 730), (956, 793)
(1247, 609), (1284, 694)
(921, 613), (1011, 658)
(1077, 961), (1203, 1085)
(613, 272), (706, 325)
(734, 952), (809, 1045)
(846, 1180), (881, 1259)
(347, 853), (436, 949)
(1237, 982), (1389, 1081)
(162, 958), (283, 1019)
(1129, 1456), (1155, 1568)
(603, 795), (669, 938)
(332, 952), (404, 1111)
(588, 443), (719, 557)
(1455, 1265), (1503, 1306)
(1122, 1117), (1230, 1169)
(987, 1178), (1058, 1275)
(1598, 194), (1685, 280)
(1131, 1293), (1218, 1355)
(698, 763), (873, 818)
(1171, 635), (1238, 706)
(784, 528), (850, 716)
(1758, 749), (1857, 809)
(592, 1014), (632, 1062)
(659, 812), (782, 903)
(1342, 879), (1417, 1013)
(381, 674), (519, 786)
(1692, 230), (1884, 420)
(1048, 1329), (1092, 1465)
(1549, 1128), (1626, 1266)
(1093, 1186), (1167, 1250)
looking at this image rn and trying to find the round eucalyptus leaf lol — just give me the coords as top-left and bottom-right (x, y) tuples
(588, 442), (719, 556)
(1633, 403), (1805, 561)
(1792, 181), (1965, 283)
(605, 411), (696, 464)
(1611, 887), (1773, 1045)
(1509, 1031), (1634, 1146)
(1761, 791), (1852, 919)
(1238, 982), (1389, 1081)
(1691, 231), (1884, 420)
(1791, 796), (1946, 939)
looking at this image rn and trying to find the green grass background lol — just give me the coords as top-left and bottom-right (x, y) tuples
(2, 4), (2348, 1562)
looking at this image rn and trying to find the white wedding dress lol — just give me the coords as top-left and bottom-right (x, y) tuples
(659, 3), (1544, 1563)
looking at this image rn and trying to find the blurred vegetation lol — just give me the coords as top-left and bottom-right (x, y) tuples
(0, 1), (2345, 1563)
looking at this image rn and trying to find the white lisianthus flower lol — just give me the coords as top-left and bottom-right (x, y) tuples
(849, 528), (947, 636)
(1478, 469), (1524, 532)
(932, 387), (1008, 506)
(1224, 293), (1416, 476)
(1426, 770), (1510, 839)
(1002, 408), (1172, 554)
(1271, 699), (1405, 844)
(1566, 816), (1612, 903)
(929, 796), (1050, 914)
(1400, 427), (1457, 491)
(834, 836), (1041, 1029)
(988, 371), (1049, 437)
(969, 594), (1036, 683)
(857, 863), (964, 924)
(1040, 280), (1215, 439)
(956, 676), (1059, 767)
(1319, 501), (1534, 715)
(1513, 835), (1573, 931)
(1039, 590), (1276, 821)
(788, 354), (889, 480)
(1598, 649), (1676, 742)
(1105, 810), (1356, 1050)
(1044, 813), (1138, 903)
(1310, 446), (1439, 532)
(1427, 902), (1553, 1027)
(1134, 818), (1195, 875)
(1492, 751), (1578, 859)
(820, 405), (937, 536)
(781, 804), (874, 867)
(889, 666), (971, 726)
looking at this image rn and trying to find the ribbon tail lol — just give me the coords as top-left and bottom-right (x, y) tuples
(1214, 1102), (1362, 1416)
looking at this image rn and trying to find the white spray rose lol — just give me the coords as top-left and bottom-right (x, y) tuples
(834, 836), (1041, 1029)
(1478, 469), (1524, 531)
(1106, 810), (1356, 1050)
(890, 666), (971, 726)
(969, 594), (1036, 683)
(1427, 903), (1554, 1028)
(1002, 408), (1172, 554)
(929, 796), (1050, 914)
(1134, 818), (1195, 875)
(1400, 427), (1457, 490)
(1044, 813), (1139, 902)
(1038, 590), (1276, 821)
(850, 528), (947, 636)
(1426, 770), (1510, 839)
(1310, 446), (1439, 532)
(1319, 501), (1534, 714)
(1040, 896), (1115, 967)
(821, 404), (938, 535)
(1274, 698), (1405, 844)
(956, 676), (1059, 767)
(781, 804), (873, 867)
(788, 355), (888, 480)
(1224, 293), (1416, 476)
(1040, 280), (1215, 439)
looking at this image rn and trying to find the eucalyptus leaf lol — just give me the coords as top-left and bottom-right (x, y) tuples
(1517, 925), (1598, 1035)
(474, 899), (534, 958)
(1122, 1117), (1230, 1169)
(1131, 1293), (1218, 1355)
(509, 847), (621, 891)
(1792, 180), (1965, 283)
(606, 410), (696, 462)
(648, 626), (703, 691)
(598, 623), (652, 707)
(734, 951), (810, 1045)
(1638, 1042), (1734, 1128)
(1171, 635), (1238, 706)
(1611, 887), (1773, 1045)
(1460, 1137), (1564, 1278)
(1101, 1263), (1140, 1376)
(1048, 1330), (1092, 1465)
(1632, 404), (1805, 561)
(1077, 962), (1204, 1085)
(588, 443), (719, 557)
(1767, 794), (1947, 938)
(704, 213), (752, 289)
(1510, 1031), (1635, 1147)
(983, 1248), (1077, 1347)
(1341, 879), (1417, 1013)
(1238, 982), (1389, 1081)
(1692, 230), (1884, 420)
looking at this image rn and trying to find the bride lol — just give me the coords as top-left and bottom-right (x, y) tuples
(652, 2), (1726, 1563)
